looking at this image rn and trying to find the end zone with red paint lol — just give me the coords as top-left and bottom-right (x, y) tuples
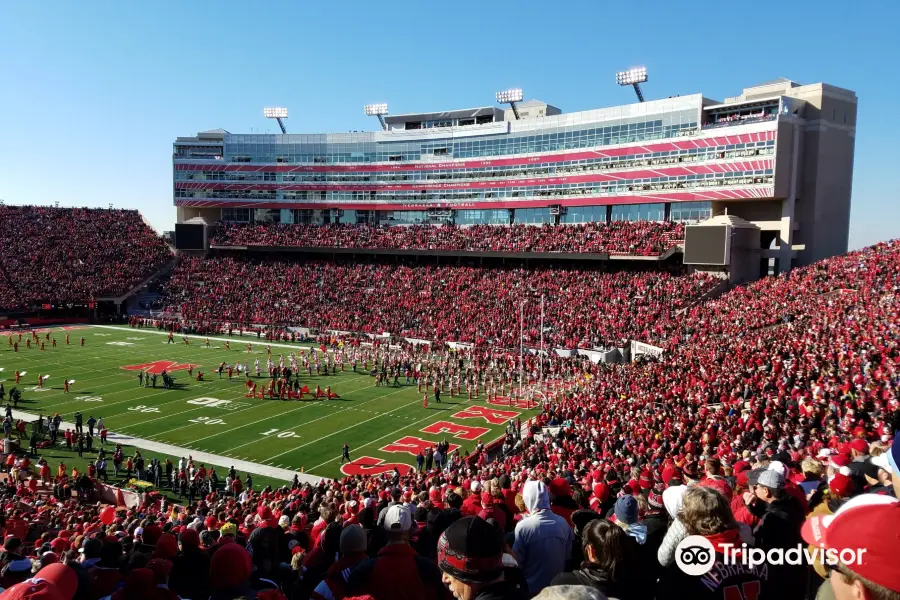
(343, 403), (530, 477)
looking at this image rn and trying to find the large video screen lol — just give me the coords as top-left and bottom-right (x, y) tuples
(174, 223), (206, 250)
(684, 225), (729, 265)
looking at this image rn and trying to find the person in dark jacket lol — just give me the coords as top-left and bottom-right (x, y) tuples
(293, 522), (342, 600)
(658, 486), (771, 600)
(169, 528), (210, 600)
(551, 518), (643, 600)
(752, 469), (807, 597)
(310, 524), (369, 600)
(641, 484), (669, 587)
(438, 516), (529, 600)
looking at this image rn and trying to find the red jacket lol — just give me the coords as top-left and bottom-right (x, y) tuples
(346, 543), (449, 600)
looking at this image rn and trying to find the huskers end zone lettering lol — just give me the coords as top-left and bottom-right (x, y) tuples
(340, 456), (415, 477)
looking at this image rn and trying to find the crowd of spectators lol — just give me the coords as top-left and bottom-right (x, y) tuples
(209, 222), (685, 257)
(0, 206), (172, 310)
(164, 256), (715, 349)
(2, 235), (900, 599)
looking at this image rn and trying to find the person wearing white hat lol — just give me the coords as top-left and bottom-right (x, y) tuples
(867, 452), (895, 496)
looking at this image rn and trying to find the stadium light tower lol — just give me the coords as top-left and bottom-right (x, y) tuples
(616, 67), (648, 102)
(364, 103), (389, 130)
(263, 107), (289, 133)
(496, 88), (523, 120)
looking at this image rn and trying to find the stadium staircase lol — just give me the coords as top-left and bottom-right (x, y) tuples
(675, 277), (730, 316)
(0, 262), (16, 294)
(96, 256), (179, 306)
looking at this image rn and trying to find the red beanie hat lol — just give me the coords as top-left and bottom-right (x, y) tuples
(209, 542), (252, 590)
(153, 534), (178, 560)
(180, 528), (200, 549)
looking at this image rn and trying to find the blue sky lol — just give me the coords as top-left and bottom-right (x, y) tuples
(1, 1), (898, 249)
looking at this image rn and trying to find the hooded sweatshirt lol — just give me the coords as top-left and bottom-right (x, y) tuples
(657, 485), (688, 567)
(512, 480), (573, 595)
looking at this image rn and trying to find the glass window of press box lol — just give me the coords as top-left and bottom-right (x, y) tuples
(669, 202), (712, 223)
(513, 208), (553, 224)
(561, 205), (607, 224)
(222, 111), (698, 163)
(455, 209), (511, 225)
(610, 203), (666, 222)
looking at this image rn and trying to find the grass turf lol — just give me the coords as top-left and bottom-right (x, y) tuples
(0, 325), (536, 484)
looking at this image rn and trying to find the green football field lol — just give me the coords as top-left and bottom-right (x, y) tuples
(0, 325), (537, 484)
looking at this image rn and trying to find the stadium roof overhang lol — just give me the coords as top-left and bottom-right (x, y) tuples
(384, 106), (502, 126)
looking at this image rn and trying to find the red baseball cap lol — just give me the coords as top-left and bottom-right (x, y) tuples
(849, 439), (869, 453)
(801, 494), (900, 592)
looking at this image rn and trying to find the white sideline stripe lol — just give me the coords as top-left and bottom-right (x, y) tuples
(10, 409), (326, 485)
(94, 325), (326, 353)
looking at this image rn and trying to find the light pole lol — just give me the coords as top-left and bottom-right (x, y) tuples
(519, 299), (525, 399)
(616, 67), (648, 102)
(496, 88), (523, 120)
(263, 107), (289, 134)
(364, 103), (389, 130)
(539, 294), (545, 386)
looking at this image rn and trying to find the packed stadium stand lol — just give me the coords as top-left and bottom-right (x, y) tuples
(209, 221), (685, 256)
(0, 206), (172, 311)
(175, 79), (858, 275)
(164, 256), (714, 349)
(2, 239), (899, 600)
(5, 80), (896, 600)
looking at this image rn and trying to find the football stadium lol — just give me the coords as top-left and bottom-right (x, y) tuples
(3, 28), (900, 598)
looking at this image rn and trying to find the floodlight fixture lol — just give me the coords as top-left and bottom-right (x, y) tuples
(263, 107), (289, 133)
(364, 103), (389, 130)
(496, 88), (523, 119)
(616, 67), (648, 102)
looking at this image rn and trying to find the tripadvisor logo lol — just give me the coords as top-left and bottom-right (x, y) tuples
(675, 536), (716, 576)
(675, 534), (867, 576)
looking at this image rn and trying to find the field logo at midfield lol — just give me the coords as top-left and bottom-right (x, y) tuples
(121, 360), (198, 375)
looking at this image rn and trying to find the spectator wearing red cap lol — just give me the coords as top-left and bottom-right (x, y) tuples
(0, 563), (78, 600)
(802, 494), (900, 599)
(545, 479), (576, 528)
(208, 543), (254, 600)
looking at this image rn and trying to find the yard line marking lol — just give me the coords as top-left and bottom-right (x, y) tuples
(305, 396), (478, 472)
(180, 379), (406, 447)
(267, 389), (460, 462)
